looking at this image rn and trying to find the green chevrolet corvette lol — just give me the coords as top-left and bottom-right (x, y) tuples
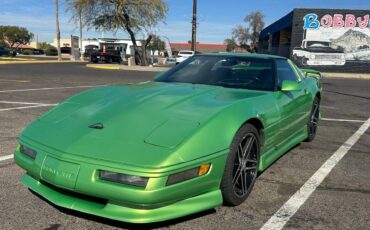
(15, 53), (322, 223)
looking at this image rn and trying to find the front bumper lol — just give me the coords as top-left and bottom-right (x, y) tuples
(21, 173), (222, 223)
(14, 141), (227, 223)
(307, 59), (345, 66)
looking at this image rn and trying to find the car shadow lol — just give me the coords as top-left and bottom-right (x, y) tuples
(29, 189), (216, 229)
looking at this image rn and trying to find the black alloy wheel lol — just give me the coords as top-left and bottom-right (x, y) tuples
(221, 124), (260, 206)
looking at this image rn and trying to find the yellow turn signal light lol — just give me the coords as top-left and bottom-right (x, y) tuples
(166, 163), (212, 186)
(198, 163), (211, 176)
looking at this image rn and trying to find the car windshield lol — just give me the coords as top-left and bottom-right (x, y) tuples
(156, 55), (275, 91)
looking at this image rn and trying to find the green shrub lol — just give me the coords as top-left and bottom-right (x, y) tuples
(45, 46), (58, 56)
(21, 49), (33, 55)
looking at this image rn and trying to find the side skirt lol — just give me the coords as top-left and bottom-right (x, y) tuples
(258, 126), (308, 171)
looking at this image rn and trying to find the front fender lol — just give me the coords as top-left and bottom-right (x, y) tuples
(174, 94), (279, 163)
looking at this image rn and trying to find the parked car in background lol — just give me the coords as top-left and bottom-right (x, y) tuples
(90, 44), (124, 64)
(33, 49), (45, 55)
(176, 50), (195, 64)
(0, 46), (16, 57)
(61, 47), (72, 54)
(90, 48), (122, 63)
(84, 45), (99, 57)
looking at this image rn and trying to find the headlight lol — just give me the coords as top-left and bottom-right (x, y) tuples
(19, 145), (37, 159)
(99, 170), (148, 188)
(166, 163), (211, 186)
(310, 54), (316, 59)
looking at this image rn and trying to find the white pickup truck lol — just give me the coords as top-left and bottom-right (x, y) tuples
(176, 50), (195, 64)
(292, 40), (346, 66)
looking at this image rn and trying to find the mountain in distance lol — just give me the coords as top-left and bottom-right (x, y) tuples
(331, 29), (370, 52)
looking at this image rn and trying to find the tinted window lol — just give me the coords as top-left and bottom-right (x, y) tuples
(276, 60), (299, 88)
(157, 55), (275, 91)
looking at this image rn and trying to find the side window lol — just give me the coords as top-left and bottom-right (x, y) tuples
(276, 60), (299, 88)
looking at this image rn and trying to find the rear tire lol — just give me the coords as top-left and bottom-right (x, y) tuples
(221, 124), (260, 206)
(305, 97), (320, 142)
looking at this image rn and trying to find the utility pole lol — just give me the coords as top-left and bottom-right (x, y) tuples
(79, 10), (84, 61)
(56, 0), (61, 61)
(191, 0), (197, 52)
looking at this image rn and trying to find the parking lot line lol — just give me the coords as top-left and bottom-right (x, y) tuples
(0, 104), (56, 112)
(0, 101), (54, 105)
(0, 154), (13, 162)
(260, 117), (370, 230)
(321, 118), (367, 123)
(0, 85), (106, 93)
(0, 79), (29, 83)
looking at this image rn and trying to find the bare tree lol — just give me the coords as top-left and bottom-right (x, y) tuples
(244, 11), (265, 46)
(232, 25), (250, 49)
(230, 11), (265, 52)
(56, 0), (61, 61)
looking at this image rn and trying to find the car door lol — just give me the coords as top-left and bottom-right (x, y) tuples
(274, 59), (311, 148)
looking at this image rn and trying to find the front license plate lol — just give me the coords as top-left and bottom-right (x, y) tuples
(41, 156), (80, 189)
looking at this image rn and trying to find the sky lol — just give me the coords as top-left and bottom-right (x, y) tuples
(0, 0), (369, 44)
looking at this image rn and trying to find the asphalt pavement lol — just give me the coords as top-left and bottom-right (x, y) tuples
(0, 63), (369, 230)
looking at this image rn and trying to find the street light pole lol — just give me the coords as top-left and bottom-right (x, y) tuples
(191, 0), (197, 52)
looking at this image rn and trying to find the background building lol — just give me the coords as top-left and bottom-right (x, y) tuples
(259, 9), (370, 73)
(52, 38), (73, 48)
(169, 42), (227, 54)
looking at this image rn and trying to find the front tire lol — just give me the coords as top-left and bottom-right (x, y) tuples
(305, 97), (320, 142)
(221, 124), (260, 206)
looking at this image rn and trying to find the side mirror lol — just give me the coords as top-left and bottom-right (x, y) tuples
(281, 80), (301, 92)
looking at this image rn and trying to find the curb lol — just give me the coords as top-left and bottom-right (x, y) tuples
(85, 64), (170, 72)
(85, 64), (120, 70)
(0, 57), (37, 61)
(0, 60), (87, 65)
(120, 66), (170, 72)
(322, 72), (370, 79)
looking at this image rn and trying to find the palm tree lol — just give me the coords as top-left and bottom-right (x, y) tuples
(56, 0), (61, 61)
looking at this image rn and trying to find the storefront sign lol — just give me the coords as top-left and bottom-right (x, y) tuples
(304, 13), (370, 29)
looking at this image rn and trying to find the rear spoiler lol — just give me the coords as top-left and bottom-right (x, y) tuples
(300, 68), (323, 80)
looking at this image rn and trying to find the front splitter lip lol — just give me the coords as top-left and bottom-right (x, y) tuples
(21, 173), (223, 224)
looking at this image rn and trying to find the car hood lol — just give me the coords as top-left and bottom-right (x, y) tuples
(21, 81), (267, 168)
